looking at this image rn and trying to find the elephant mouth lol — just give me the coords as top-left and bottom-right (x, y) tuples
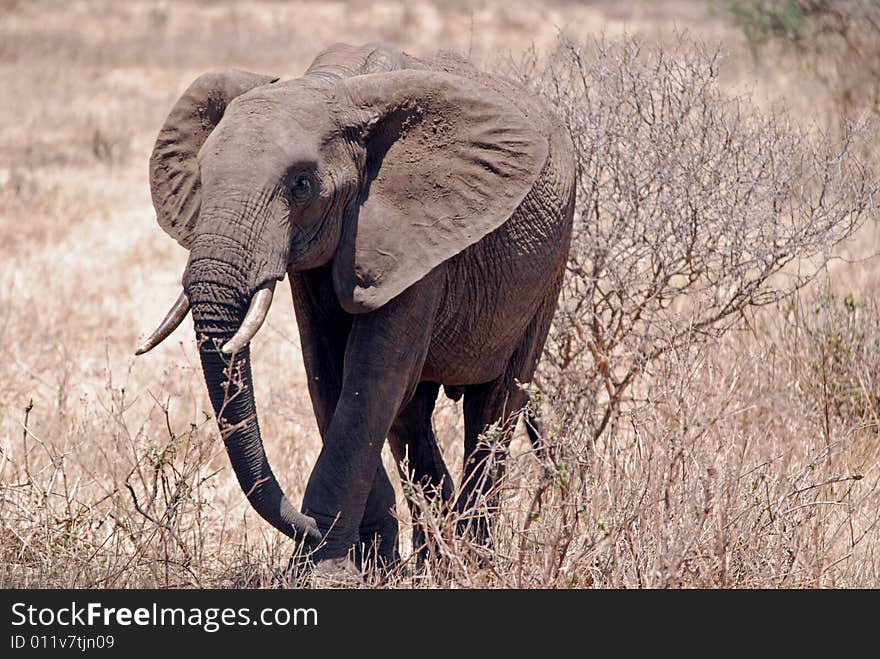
(137, 271), (280, 355)
(135, 280), (275, 357)
(218, 280), (275, 355)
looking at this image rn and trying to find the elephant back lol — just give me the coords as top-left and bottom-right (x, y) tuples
(304, 43), (424, 84)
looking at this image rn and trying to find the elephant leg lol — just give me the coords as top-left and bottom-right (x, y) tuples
(387, 381), (455, 562)
(456, 298), (557, 545)
(355, 463), (399, 569)
(456, 377), (527, 544)
(300, 273), (441, 561)
(289, 268), (399, 567)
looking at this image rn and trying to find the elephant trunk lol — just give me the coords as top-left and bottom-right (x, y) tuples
(185, 255), (321, 546)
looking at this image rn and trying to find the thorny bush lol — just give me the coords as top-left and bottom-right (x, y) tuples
(396, 36), (879, 587)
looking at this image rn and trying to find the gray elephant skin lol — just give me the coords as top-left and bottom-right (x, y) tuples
(137, 43), (576, 567)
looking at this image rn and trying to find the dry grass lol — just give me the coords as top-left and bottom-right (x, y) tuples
(401, 299), (880, 588)
(1, 0), (878, 588)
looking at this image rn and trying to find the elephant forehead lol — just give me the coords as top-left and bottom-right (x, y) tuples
(200, 100), (324, 169)
(230, 83), (336, 132)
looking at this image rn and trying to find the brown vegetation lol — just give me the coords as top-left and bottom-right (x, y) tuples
(1, 0), (878, 588)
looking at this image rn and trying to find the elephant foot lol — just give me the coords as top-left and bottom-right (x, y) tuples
(409, 525), (445, 569)
(308, 556), (363, 588)
(284, 550), (363, 588)
(455, 514), (490, 545)
(283, 522), (398, 586)
(453, 515), (495, 568)
(355, 529), (400, 574)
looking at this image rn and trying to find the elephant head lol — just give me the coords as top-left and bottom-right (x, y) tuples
(137, 60), (547, 547)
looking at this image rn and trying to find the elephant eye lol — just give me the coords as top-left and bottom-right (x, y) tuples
(291, 173), (313, 201)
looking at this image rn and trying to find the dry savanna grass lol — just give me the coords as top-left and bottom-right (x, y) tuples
(1, 0), (878, 588)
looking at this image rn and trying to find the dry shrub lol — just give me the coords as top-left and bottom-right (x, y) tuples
(1, 364), (211, 588)
(522, 36), (876, 440)
(391, 36), (879, 588)
(0, 359), (299, 589)
(397, 290), (880, 588)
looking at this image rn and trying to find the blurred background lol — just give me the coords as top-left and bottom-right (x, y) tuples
(1, 1), (878, 588)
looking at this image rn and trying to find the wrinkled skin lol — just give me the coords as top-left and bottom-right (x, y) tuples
(142, 43), (575, 566)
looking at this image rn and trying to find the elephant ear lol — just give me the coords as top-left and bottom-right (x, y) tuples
(332, 69), (549, 313)
(149, 69), (278, 248)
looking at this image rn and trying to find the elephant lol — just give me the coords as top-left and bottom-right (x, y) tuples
(136, 42), (575, 567)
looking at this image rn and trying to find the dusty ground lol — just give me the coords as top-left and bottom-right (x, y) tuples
(1, 0), (877, 588)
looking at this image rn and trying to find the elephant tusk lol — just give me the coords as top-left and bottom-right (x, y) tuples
(221, 282), (275, 355)
(135, 290), (190, 356)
